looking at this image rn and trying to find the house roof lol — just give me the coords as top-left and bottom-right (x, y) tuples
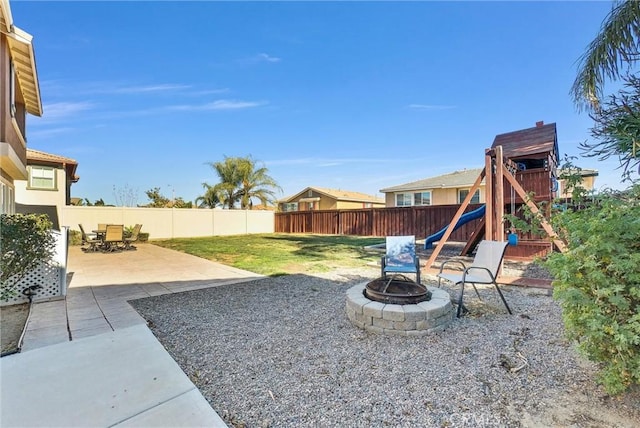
(0, 0), (42, 116)
(27, 149), (79, 182)
(280, 186), (385, 204)
(380, 168), (484, 193)
(491, 122), (557, 159)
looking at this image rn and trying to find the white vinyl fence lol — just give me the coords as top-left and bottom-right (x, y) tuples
(1, 227), (69, 306)
(61, 206), (275, 239)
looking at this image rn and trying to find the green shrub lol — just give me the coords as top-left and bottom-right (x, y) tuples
(545, 184), (640, 395)
(138, 232), (149, 242)
(1, 214), (56, 300)
(69, 229), (82, 246)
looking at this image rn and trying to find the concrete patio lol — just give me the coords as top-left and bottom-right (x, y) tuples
(1, 244), (265, 427)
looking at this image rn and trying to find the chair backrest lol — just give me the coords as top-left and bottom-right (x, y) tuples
(385, 235), (417, 268)
(104, 224), (123, 242)
(470, 240), (509, 276)
(78, 224), (87, 239)
(130, 224), (142, 239)
(98, 223), (107, 231)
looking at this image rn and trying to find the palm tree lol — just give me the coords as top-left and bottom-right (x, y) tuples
(195, 183), (221, 208)
(571, 0), (640, 111)
(236, 156), (282, 209)
(203, 156), (281, 209)
(204, 157), (244, 209)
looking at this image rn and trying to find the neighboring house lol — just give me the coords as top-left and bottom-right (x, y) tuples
(14, 149), (79, 229)
(0, 0), (42, 214)
(557, 168), (598, 200)
(380, 168), (485, 208)
(278, 187), (385, 212)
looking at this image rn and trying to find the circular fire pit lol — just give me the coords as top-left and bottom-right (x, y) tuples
(346, 282), (453, 336)
(364, 275), (431, 305)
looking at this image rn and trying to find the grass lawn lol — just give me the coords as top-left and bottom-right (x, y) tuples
(153, 233), (384, 276)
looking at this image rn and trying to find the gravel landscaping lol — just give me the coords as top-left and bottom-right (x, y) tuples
(131, 265), (640, 428)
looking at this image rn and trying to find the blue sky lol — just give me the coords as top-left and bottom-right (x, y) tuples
(15, 0), (632, 206)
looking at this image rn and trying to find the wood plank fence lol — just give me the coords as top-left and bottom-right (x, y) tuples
(275, 204), (484, 240)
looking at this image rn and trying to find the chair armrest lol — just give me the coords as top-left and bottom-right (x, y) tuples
(462, 266), (496, 283)
(438, 260), (467, 274)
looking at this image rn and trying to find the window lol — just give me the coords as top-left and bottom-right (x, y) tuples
(282, 202), (298, 212)
(413, 191), (431, 206)
(458, 189), (480, 204)
(307, 202), (315, 210)
(28, 166), (57, 190)
(363, 202), (373, 208)
(1, 181), (15, 214)
(396, 193), (412, 207)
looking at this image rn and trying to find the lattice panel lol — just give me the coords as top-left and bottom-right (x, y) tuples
(1, 228), (68, 307)
(1, 262), (64, 306)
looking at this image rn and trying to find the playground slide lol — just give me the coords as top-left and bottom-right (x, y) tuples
(424, 205), (486, 249)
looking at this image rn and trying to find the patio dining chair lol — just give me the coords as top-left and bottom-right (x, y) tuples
(381, 235), (421, 284)
(123, 224), (142, 250)
(102, 224), (124, 252)
(78, 224), (101, 252)
(437, 240), (512, 318)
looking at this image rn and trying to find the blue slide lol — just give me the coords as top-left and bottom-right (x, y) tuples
(424, 205), (486, 249)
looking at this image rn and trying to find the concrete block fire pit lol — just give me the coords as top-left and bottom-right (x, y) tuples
(346, 282), (454, 336)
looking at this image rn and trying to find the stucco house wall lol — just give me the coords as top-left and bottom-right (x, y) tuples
(381, 169), (486, 208)
(280, 186), (385, 212)
(0, 0), (42, 214)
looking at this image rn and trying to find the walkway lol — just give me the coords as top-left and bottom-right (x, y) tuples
(1, 244), (264, 427)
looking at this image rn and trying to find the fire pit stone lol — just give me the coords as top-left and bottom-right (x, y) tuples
(346, 282), (454, 336)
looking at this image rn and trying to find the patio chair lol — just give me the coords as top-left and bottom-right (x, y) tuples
(102, 224), (124, 252)
(381, 235), (421, 284)
(437, 240), (512, 318)
(78, 224), (101, 252)
(123, 224), (142, 250)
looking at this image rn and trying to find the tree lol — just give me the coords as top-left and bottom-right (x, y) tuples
(203, 156), (281, 209)
(113, 184), (139, 207)
(144, 187), (170, 208)
(1, 214), (56, 300)
(236, 156), (282, 209)
(195, 183), (221, 208)
(580, 75), (640, 178)
(571, 0), (640, 111)
(143, 187), (192, 208)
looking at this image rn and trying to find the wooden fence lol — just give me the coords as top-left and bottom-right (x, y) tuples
(275, 204), (484, 240)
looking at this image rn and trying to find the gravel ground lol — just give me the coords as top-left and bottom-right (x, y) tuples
(131, 263), (640, 428)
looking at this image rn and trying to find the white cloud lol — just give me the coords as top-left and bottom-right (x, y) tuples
(114, 84), (191, 94)
(257, 53), (281, 63)
(240, 53), (282, 65)
(167, 99), (266, 111)
(39, 101), (95, 121)
(187, 88), (231, 96)
(266, 157), (423, 167)
(28, 127), (77, 138)
(408, 104), (456, 110)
